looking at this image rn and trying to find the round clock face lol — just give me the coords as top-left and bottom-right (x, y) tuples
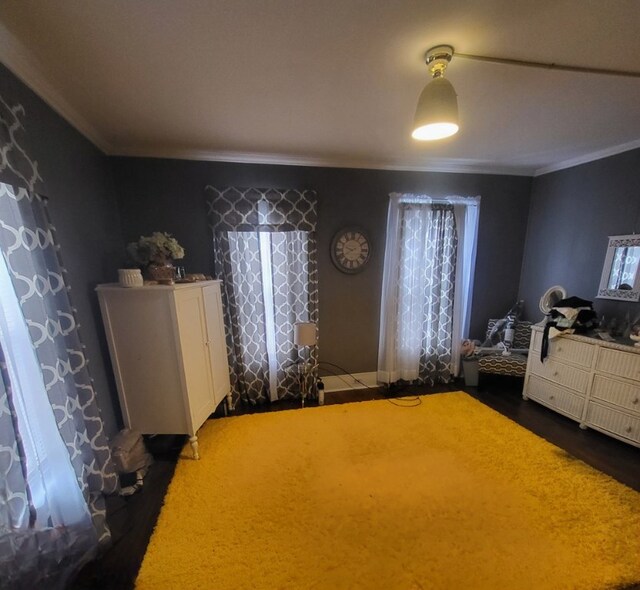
(331, 228), (371, 273)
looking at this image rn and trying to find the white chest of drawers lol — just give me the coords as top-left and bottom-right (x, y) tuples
(523, 327), (640, 447)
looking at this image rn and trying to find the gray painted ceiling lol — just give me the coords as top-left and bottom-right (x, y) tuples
(1, 0), (639, 175)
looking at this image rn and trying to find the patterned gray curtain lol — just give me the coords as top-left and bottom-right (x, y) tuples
(0, 341), (94, 589)
(205, 186), (319, 405)
(378, 200), (458, 385)
(0, 182), (118, 588)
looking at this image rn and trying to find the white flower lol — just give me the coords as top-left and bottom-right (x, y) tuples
(126, 232), (185, 265)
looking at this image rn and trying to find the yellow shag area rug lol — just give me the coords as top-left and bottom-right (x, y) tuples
(137, 392), (640, 589)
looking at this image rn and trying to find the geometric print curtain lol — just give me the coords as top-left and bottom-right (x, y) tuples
(205, 186), (319, 406)
(378, 197), (458, 386)
(0, 182), (118, 585)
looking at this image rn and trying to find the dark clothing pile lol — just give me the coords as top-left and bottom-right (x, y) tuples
(541, 296), (598, 361)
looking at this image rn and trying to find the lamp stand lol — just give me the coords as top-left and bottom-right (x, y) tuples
(293, 321), (318, 407)
(298, 355), (317, 408)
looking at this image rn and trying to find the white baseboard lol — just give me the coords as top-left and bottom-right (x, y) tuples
(321, 371), (378, 393)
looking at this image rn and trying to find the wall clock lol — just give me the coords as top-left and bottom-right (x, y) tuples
(330, 227), (371, 274)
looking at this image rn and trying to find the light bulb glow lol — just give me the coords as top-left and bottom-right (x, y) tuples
(412, 122), (459, 140)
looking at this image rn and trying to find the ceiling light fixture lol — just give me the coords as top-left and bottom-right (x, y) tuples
(412, 45), (459, 141)
(411, 45), (640, 142)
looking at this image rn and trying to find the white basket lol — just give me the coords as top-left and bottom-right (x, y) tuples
(118, 268), (143, 287)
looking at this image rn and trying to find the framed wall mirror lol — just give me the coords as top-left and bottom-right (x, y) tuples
(597, 234), (640, 301)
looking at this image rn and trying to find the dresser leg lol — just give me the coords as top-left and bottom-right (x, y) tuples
(189, 435), (200, 460)
(522, 394), (529, 400)
(579, 423), (587, 430)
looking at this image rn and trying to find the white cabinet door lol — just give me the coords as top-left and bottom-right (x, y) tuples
(203, 283), (231, 407)
(174, 288), (216, 434)
(98, 289), (188, 434)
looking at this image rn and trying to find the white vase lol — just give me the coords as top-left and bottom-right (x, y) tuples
(118, 268), (144, 288)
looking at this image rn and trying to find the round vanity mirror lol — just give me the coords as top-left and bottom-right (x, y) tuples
(538, 285), (567, 324)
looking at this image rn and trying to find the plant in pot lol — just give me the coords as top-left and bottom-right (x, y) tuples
(127, 232), (185, 284)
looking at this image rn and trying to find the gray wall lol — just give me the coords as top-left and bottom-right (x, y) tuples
(519, 149), (640, 323)
(0, 64), (124, 436)
(112, 157), (532, 373)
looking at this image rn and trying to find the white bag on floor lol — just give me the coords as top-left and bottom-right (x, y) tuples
(110, 429), (153, 495)
(111, 428), (153, 474)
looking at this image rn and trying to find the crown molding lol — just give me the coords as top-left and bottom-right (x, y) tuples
(533, 138), (640, 176)
(112, 146), (536, 176)
(0, 21), (111, 153)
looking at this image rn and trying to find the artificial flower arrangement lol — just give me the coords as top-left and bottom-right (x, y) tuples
(126, 232), (185, 266)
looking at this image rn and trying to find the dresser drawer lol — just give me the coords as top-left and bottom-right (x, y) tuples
(525, 375), (585, 421)
(591, 374), (640, 413)
(585, 401), (640, 444)
(530, 331), (594, 368)
(595, 348), (640, 382)
(527, 355), (590, 394)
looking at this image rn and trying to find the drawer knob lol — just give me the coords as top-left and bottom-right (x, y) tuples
(553, 371), (559, 377)
(626, 426), (633, 433)
(549, 395), (555, 401)
(557, 347), (563, 352)
(633, 398), (639, 405)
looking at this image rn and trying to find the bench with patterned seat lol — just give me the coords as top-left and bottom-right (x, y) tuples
(477, 319), (533, 377)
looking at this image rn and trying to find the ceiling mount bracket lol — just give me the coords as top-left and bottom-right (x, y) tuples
(425, 45), (454, 78)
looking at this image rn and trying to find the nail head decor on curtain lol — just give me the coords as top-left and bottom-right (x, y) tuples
(205, 186), (319, 406)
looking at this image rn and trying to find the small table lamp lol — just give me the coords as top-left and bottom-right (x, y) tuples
(294, 321), (317, 406)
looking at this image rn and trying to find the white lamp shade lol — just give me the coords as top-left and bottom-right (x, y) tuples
(412, 77), (459, 140)
(294, 322), (317, 346)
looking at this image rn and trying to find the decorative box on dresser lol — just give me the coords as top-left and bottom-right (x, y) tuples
(96, 280), (231, 459)
(523, 326), (640, 447)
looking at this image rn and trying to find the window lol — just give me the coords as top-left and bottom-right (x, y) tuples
(378, 194), (479, 384)
(206, 186), (319, 405)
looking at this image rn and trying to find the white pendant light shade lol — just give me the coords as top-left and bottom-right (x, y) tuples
(412, 77), (459, 141)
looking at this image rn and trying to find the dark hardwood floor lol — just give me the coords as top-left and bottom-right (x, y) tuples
(71, 435), (184, 590)
(70, 377), (640, 589)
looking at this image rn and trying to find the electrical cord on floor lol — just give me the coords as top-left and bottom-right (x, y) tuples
(316, 363), (368, 391)
(317, 363), (419, 407)
(317, 360), (377, 390)
(318, 360), (422, 407)
(384, 396), (422, 408)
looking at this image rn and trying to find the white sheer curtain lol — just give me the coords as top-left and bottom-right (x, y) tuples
(0, 249), (90, 530)
(227, 230), (312, 402)
(377, 194), (480, 383)
(0, 159), (116, 588)
(450, 200), (480, 375)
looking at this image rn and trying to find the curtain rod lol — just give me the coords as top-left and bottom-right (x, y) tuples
(390, 193), (480, 205)
(455, 53), (640, 79)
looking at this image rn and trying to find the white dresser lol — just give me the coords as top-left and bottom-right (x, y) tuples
(523, 326), (640, 447)
(97, 281), (231, 459)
